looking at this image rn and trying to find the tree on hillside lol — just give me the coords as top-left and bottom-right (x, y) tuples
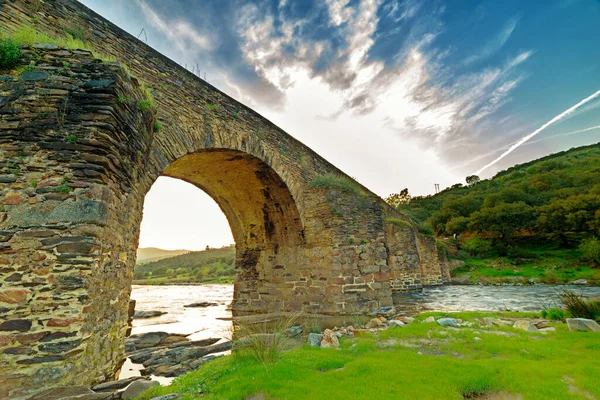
(466, 175), (480, 186)
(385, 188), (411, 207)
(468, 201), (535, 242)
(537, 194), (600, 237)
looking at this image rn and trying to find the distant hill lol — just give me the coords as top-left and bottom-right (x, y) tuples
(394, 142), (600, 244)
(133, 245), (236, 283)
(136, 247), (191, 264)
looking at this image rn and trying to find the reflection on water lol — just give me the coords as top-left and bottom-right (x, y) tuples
(393, 285), (600, 314)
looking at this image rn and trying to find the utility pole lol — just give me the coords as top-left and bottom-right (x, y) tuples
(434, 183), (440, 194)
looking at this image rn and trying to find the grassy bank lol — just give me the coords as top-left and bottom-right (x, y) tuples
(450, 242), (600, 285)
(138, 311), (600, 400)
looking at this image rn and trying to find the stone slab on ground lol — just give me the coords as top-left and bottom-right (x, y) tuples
(566, 318), (600, 332)
(92, 376), (147, 392)
(121, 380), (160, 399)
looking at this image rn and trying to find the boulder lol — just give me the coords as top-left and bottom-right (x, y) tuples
(320, 329), (340, 349)
(437, 318), (460, 327)
(513, 320), (539, 332)
(309, 333), (323, 347)
(285, 325), (303, 337)
(566, 318), (600, 332)
(133, 310), (167, 319)
(421, 316), (436, 323)
(482, 317), (513, 327)
(121, 380), (159, 399)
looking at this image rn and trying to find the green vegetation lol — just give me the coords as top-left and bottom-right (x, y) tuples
(309, 173), (366, 196)
(386, 143), (600, 284)
(154, 120), (163, 133)
(384, 217), (412, 228)
(206, 103), (220, 112)
(0, 38), (21, 69)
(64, 134), (76, 144)
(138, 311), (600, 400)
(133, 245), (235, 284)
(560, 290), (600, 320)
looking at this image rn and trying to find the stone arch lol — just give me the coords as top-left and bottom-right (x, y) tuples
(159, 149), (306, 314)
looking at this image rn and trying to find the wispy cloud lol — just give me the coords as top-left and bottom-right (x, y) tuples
(464, 16), (520, 65)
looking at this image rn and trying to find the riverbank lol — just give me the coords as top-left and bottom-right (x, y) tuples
(132, 277), (233, 285)
(137, 310), (600, 400)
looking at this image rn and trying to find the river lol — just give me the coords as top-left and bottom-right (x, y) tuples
(120, 284), (600, 384)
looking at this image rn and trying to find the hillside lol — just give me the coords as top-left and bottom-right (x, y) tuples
(136, 247), (191, 264)
(390, 142), (600, 285)
(133, 245), (236, 284)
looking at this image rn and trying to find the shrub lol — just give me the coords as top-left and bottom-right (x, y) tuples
(385, 217), (411, 228)
(418, 223), (434, 235)
(540, 270), (561, 285)
(540, 308), (566, 321)
(154, 120), (163, 133)
(232, 314), (300, 365)
(0, 38), (21, 69)
(560, 290), (600, 321)
(461, 237), (492, 257)
(579, 237), (600, 264)
(309, 173), (365, 195)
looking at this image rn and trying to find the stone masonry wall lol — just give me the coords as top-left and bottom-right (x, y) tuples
(0, 47), (154, 398)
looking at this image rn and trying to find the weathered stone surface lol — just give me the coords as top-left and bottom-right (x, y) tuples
(20, 71), (50, 81)
(566, 318), (600, 332)
(320, 329), (340, 349)
(5, 200), (109, 227)
(39, 339), (82, 354)
(513, 320), (539, 332)
(437, 318), (460, 328)
(0, 319), (32, 332)
(0, 289), (29, 304)
(92, 376), (146, 392)
(133, 310), (168, 319)
(183, 302), (218, 308)
(308, 333), (323, 347)
(121, 380), (160, 399)
(29, 386), (114, 399)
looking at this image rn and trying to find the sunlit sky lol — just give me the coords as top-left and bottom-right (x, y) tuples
(81, 0), (600, 250)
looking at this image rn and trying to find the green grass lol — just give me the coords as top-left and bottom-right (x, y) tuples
(451, 245), (600, 285)
(132, 275), (233, 285)
(138, 311), (600, 400)
(309, 173), (366, 196)
(384, 217), (412, 228)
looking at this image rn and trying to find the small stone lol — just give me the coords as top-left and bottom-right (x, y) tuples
(308, 333), (323, 347)
(566, 318), (600, 332)
(285, 325), (303, 337)
(20, 71), (50, 81)
(320, 329), (340, 349)
(421, 316), (436, 323)
(183, 302), (218, 308)
(32, 43), (58, 49)
(437, 318), (460, 327)
(134, 310), (167, 319)
(150, 395), (181, 400)
(0, 175), (16, 183)
(474, 337), (482, 342)
(539, 327), (556, 334)
(369, 306), (396, 317)
(0, 289), (30, 304)
(83, 79), (115, 88)
(513, 320), (539, 332)
(388, 320), (405, 328)
(365, 317), (386, 329)
(571, 279), (588, 285)
(121, 379), (160, 399)
(397, 316), (414, 324)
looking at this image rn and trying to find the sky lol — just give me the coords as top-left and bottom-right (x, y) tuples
(80, 0), (600, 250)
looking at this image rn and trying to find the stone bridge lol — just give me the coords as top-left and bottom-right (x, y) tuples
(0, 0), (449, 397)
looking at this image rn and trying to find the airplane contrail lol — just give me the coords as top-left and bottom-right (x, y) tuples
(474, 88), (600, 175)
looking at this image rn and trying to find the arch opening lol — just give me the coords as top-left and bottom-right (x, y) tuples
(160, 149), (306, 315)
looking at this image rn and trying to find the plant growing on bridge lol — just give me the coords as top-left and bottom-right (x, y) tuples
(0, 37), (21, 69)
(154, 120), (163, 133)
(309, 173), (365, 196)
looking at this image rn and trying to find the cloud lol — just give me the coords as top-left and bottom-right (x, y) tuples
(464, 16), (520, 65)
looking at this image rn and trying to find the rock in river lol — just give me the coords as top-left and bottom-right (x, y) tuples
(133, 310), (167, 319)
(183, 302), (218, 308)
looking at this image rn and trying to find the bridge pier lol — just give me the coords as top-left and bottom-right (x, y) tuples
(0, 2), (446, 396)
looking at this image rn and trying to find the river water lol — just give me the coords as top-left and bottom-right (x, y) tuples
(120, 284), (600, 384)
